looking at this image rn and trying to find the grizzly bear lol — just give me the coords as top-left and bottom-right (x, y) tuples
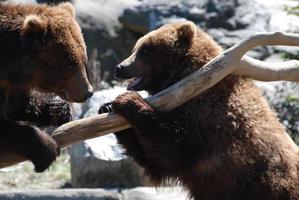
(99, 22), (299, 199)
(0, 2), (93, 172)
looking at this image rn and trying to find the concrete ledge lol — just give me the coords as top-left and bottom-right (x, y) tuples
(0, 189), (120, 200)
(0, 187), (190, 200)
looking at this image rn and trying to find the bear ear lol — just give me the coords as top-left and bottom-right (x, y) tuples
(22, 15), (47, 37)
(59, 2), (75, 18)
(176, 21), (196, 46)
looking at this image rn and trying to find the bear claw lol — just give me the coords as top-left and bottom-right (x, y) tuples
(98, 102), (114, 114)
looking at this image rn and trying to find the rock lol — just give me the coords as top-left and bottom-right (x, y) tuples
(0, 189), (120, 200)
(0, 188), (190, 200)
(6, 0), (37, 3)
(122, 187), (190, 200)
(36, 0), (71, 4)
(205, 0), (237, 29)
(118, 0), (270, 59)
(120, 0), (209, 35)
(256, 0), (299, 32)
(73, 0), (139, 84)
(119, 0), (269, 34)
(70, 88), (149, 188)
(70, 141), (144, 188)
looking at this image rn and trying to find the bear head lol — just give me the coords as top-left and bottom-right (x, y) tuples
(20, 3), (93, 102)
(114, 21), (221, 94)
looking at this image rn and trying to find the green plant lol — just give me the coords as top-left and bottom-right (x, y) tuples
(266, 82), (299, 143)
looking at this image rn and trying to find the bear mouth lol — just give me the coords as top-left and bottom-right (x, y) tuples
(58, 92), (72, 102)
(57, 91), (73, 102)
(127, 76), (144, 91)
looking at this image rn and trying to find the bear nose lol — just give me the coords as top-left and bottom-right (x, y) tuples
(115, 64), (124, 72)
(114, 64), (125, 79)
(84, 90), (94, 100)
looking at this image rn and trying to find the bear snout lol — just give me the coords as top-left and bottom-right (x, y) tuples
(83, 89), (94, 100)
(114, 64), (136, 80)
(70, 86), (93, 103)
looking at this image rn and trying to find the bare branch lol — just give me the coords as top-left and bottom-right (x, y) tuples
(234, 56), (299, 82)
(2, 32), (299, 169)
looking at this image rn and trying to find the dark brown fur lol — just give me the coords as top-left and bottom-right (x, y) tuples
(0, 3), (93, 172)
(99, 22), (299, 199)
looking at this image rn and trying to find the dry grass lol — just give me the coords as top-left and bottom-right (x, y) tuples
(0, 152), (70, 190)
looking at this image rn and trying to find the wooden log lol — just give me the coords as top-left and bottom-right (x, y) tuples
(2, 32), (299, 169)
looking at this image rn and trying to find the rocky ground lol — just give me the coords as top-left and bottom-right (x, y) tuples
(0, 188), (190, 200)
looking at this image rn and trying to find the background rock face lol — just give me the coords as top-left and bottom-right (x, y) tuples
(73, 0), (139, 85)
(120, 0), (268, 34)
(71, 0), (271, 86)
(70, 140), (144, 188)
(37, 0), (70, 3)
(70, 88), (148, 188)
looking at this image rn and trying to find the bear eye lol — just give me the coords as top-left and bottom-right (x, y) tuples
(139, 49), (148, 56)
(66, 61), (75, 70)
(68, 65), (74, 70)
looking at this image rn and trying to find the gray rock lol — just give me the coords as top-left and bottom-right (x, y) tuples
(70, 137), (144, 188)
(73, 0), (139, 83)
(118, 0), (271, 60)
(0, 188), (190, 200)
(36, 0), (71, 4)
(119, 0), (269, 34)
(0, 189), (120, 200)
(119, 0), (210, 34)
(122, 187), (190, 200)
(70, 88), (148, 188)
(5, 0), (37, 3)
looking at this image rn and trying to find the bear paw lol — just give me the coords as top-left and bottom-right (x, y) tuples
(98, 102), (114, 114)
(30, 128), (60, 172)
(112, 91), (153, 116)
(48, 100), (72, 126)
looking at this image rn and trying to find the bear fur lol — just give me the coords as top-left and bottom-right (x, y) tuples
(99, 22), (299, 200)
(0, 2), (93, 172)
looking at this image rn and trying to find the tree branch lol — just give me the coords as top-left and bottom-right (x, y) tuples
(1, 32), (299, 169)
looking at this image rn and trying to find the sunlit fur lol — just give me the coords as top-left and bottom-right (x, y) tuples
(0, 3), (88, 172)
(102, 22), (299, 200)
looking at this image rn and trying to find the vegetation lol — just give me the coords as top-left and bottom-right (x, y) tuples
(267, 2), (299, 143)
(0, 152), (70, 190)
(267, 82), (299, 143)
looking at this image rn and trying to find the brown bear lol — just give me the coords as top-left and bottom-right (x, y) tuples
(99, 22), (299, 200)
(0, 2), (93, 172)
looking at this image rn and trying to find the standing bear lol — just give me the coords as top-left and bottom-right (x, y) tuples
(0, 2), (93, 172)
(99, 22), (299, 200)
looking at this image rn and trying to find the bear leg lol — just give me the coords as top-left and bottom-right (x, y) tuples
(98, 103), (153, 167)
(110, 92), (195, 174)
(0, 121), (60, 172)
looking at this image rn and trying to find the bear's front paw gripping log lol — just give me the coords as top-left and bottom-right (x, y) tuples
(30, 128), (60, 172)
(48, 100), (72, 126)
(112, 91), (153, 113)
